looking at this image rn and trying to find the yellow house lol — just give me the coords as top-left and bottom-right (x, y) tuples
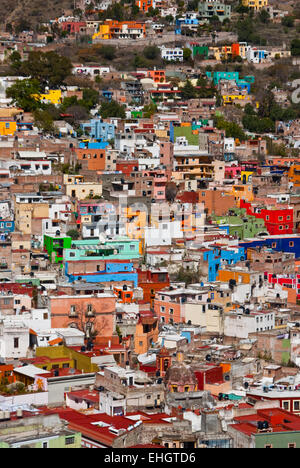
(222, 95), (252, 105)
(15, 202), (49, 235)
(184, 302), (224, 334)
(64, 174), (84, 185)
(124, 206), (148, 240)
(241, 170), (254, 184)
(230, 184), (254, 206)
(242, 0), (268, 10)
(93, 24), (111, 41)
(238, 43), (249, 60)
(66, 182), (103, 200)
(33, 89), (62, 105)
(209, 45), (232, 61)
(35, 346), (99, 373)
(0, 121), (17, 136)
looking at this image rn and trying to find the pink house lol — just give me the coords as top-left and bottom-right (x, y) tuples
(225, 165), (242, 179)
(61, 22), (87, 34)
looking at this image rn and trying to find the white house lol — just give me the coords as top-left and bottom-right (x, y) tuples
(160, 46), (184, 62)
(0, 319), (29, 359)
(224, 310), (275, 339)
(144, 220), (183, 247)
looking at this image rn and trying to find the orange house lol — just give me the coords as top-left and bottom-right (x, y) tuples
(137, 269), (170, 310)
(154, 292), (183, 325)
(0, 364), (15, 385)
(50, 295), (116, 338)
(136, 0), (155, 13)
(75, 148), (106, 172)
(217, 269), (251, 284)
(114, 286), (133, 304)
(289, 165), (300, 188)
(147, 70), (166, 83)
(134, 314), (158, 354)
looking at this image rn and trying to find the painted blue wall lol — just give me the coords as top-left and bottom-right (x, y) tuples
(239, 237), (300, 259)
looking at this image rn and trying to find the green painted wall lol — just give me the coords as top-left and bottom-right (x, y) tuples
(44, 235), (72, 263)
(255, 431), (300, 449)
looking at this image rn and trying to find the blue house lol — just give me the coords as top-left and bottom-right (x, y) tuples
(80, 119), (115, 141)
(206, 71), (254, 93)
(0, 220), (14, 233)
(175, 15), (199, 34)
(79, 141), (109, 150)
(239, 237), (300, 260)
(102, 90), (113, 102)
(202, 245), (245, 282)
(65, 261), (138, 287)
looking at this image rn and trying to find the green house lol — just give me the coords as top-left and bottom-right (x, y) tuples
(64, 237), (141, 262)
(43, 235), (72, 264)
(213, 208), (268, 240)
(0, 414), (81, 448)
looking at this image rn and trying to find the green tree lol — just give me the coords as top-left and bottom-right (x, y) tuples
(143, 101), (157, 118)
(6, 78), (41, 112)
(100, 99), (126, 118)
(143, 45), (160, 60)
(215, 116), (247, 140)
(132, 4), (140, 16)
(20, 51), (72, 88)
(180, 80), (196, 100)
(244, 103), (256, 115)
(33, 109), (56, 134)
(97, 45), (116, 60)
(81, 88), (99, 110)
(258, 9), (270, 23)
(9, 51), (22, 74)
(67, 229), (80, 240)
(282, 16), (294, 27)
(291, 39), (300, 56)
(183, 48), (192, 62)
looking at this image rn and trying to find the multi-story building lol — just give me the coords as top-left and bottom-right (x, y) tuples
(198, 1), (231, 22)
(242, 0), (268, 11)
(160, 46), (184, 62)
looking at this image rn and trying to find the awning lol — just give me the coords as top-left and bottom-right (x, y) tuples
(49, 337), (63, 346)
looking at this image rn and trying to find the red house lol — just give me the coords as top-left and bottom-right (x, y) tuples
(61, 22), (86, 34)
(240, 200), (294, 235)
(137, 268), (170, 309)
(116, 160), (139, 176)
(194, 364), (224, 391)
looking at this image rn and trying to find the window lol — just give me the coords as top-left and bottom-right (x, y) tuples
(294, 401), (300, 411)
(42, 442), (48, 448)
(289, 242), (294, 247)
(65, 437), (75, 446)
(283, 401), (290, 411)
(169, 308), (174, 315)
(14, 338), (19, 349)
